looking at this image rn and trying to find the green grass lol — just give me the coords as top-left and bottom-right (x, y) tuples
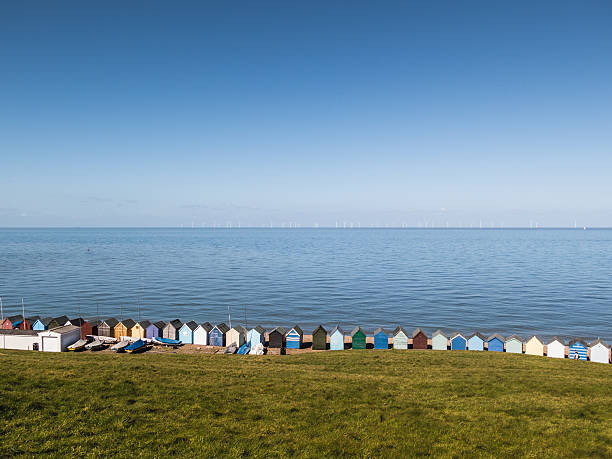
(1, 350), (610, 457)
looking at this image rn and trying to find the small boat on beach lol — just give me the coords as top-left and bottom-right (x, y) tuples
(85, 339), (105, 351)
(237, 341), (251, 354)
(111, 340), (130, 352)
(125, 339), (146, 353)
(224, 343), (238, 354)
(153, 337), (182, 347)
(67, 339), (89, 351)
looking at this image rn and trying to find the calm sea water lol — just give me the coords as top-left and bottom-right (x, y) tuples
(0, 228), (610, 340)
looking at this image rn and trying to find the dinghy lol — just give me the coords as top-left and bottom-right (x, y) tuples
(249, 343), (265, 355)
(111, 340), (130, 352)
(237, 341), (251, 355)
(85, 339), (104, 351)
(224, 343), (238, 354)
(153, 337), (182, 347)
(125, 339), (146, 353)
(67, 339), (88, 351)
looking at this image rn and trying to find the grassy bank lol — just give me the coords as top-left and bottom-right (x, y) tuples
(0, 349), (610, 457)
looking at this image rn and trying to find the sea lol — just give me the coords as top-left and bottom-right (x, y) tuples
(0, 228), (611, 340)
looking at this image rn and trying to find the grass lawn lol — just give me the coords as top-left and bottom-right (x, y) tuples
(0, 349), (610, 457)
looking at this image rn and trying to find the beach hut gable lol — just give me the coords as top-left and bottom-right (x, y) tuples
(487, 334), (505, 352)
(193, 322), (213, 345)
(589, 339), (610, 364)
(373, 328), (390, 350)
(468, 332), (485, 351)
(226, 325), (246, 347)
(209, 323), (229, 347)
(311, 325), (327, 350)
(330, 326), (345, 351)
(145, 321), (165, 339)
(393, 326), (409, 350)
(431, 330), (448, 351)
(350, 326), (367, 350)
(178, 321), (198, 344)
(525, 335), (544, 356)
(411, 328), (429, 350)
(505, 335), (524, 354)
(246, 325), (265, 346)
(98, 318), (118, 337)
(2, 315), (22, 329)
(32, 317), (53, 331)
(568, 339), (588, 361)
(450, 333), (467, 351)
(162, 319), (183, 340)
(268, 327), (287, 348)
(285, 325), (303, 349)
(546, 337), (566, 358)
(114, 319), (136, 339)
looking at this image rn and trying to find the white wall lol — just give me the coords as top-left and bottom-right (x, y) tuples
(0, 334), (40, 350)
(590, 344), (610, 364)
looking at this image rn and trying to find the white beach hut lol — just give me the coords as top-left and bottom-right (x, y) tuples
(547, 337), (566, 359)
(525, 335), (544, 356)
(588, 339), (609, 364)
(38, 325), (81, 352)
(431, 330), (448, 351)
(505, 335), (524, 354)
(193, 322), (213, 345)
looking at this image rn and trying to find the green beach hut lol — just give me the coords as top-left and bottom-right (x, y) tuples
(351, 326), (367, 350)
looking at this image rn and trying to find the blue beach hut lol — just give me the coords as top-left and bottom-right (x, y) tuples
(468, 332), (485, 351)
(32, 317), (53, 331)
(209, 323), (229, 347)
(373, 328), (390, 350)
(568, 339), (588, 361)
(247, 325), (265, 346)
(487, 334), (505, 352)
(285, 325), (303, 349)
(330, 326), (345, 351)
(179, 321), (198, 344)
(146, 321), (165, 339)
(450, 333), (467, 350)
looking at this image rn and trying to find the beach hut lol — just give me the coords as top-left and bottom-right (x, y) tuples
(145, 321), (165, 339)
(98, 318), (118, 337)
(0, 329), (40, 350)
(487, 334), (505, 352)
(373, 328), (390, 350)
(432, 330), (448, 350)
(66, 318), (95, 340)
(568, 339), (588, 361)
(163, 319), (183, 340)
(330, 326), (345, 351)
(467, 332), (485, 351)
(2, 315), (23, 330)
(450, 332), (467, 350)
(311, 325), (327, 350)
(268, 327), (287, 348)
(351, 326), (367, 350)
(227, 325), (246, 347)
(178, 321), (198, 344)
(393, 326), (409, 350)
(114, 319), (135, 340)
(209, 323), (229, 347)
(411, 328), (428, 350)
(247, 325), (266, 346)
(285, 325), (303, 349)
(129, 320), (150, 339)
(32, 317), (53, 331)
(48, 315), (69, 329)
(505, 335), (524, 354)
(38, 325), (81, 352)
(589, 339), (610, 364)
(193, 322), (212, 345)
(525, 336), (544, 356)
(547, 337), (566, 358)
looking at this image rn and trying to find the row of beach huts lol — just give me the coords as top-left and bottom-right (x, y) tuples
(0, 314), (610, 363)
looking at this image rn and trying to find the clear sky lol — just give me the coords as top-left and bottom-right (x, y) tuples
(1, 1), (611, 227)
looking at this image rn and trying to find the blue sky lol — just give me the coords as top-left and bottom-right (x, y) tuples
(1, 1), (611, 227)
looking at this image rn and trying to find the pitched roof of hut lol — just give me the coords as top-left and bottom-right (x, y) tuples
(487, 333), (505, 342)
(152, 320), (166, 329)
(373, 327), (389, 336)
(167, 319), (183, 329)
(527, 335), (543, 344)
(37, 317), (54, 326)
(393, 325), (408, 337)
(252, 325), (265, 334)
(450, 332), (466, 339)
(6, 315), (22, 323)
(589, 338), (609, 348)
(45, 324), (80, 335)
(26, 315), (41, 323)
(287, 325), (303, 336)
(0, 329), (39, 336)
(547, 336), (566, 345)
(269, 326), (286, 335)
(568, 338), (588, 347)
(432, 329), (447, 338)
(68, 318), (87, 326)
(231, 324), (246, 334)
(102, 318), (119, 327)
(469, 332), (486, 340)
(182, 320), (198, 331)
(214, 323), (229, 333)
(136, 320), (151, 329)
(197, 322), (213, 332)
(119, 318), (136, 329)
(330, 325), (345, 336)
(506, 334), (524, 343)
(351, 326), (367, 337)
(412, 327), (427, 338)
(52, 315), (69, 325)
(312, 324), (327, 335)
